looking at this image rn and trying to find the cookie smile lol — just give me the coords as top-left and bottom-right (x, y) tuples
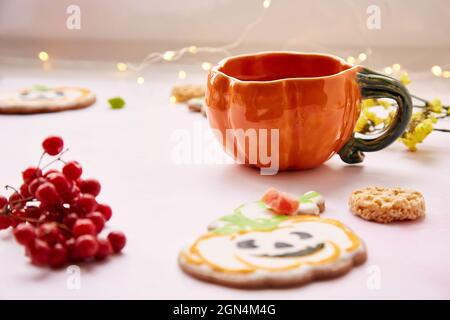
(257, 242), (325, 258)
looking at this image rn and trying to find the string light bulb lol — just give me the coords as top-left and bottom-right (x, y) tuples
(443, 71), (450, 78)
(202, 62), (212, 71)
(169, 96), (177, 103)
(163, 51), (176, 61)
(392, 63), (401, 72)
(136, 77), (145, 85)
(358, 53), (367, 62)
(178, 70), (187, 79)
(116, 62), (127, 72)
(38, 51), (49, 62)
(384, 67), (393, 75)
(188, 46), (198, 54)
(431, 65), (442, 77)
(263, 0), (271, 8)
(346, 56), (355, 65)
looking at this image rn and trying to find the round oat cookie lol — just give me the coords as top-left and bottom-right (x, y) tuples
(0, 86), (96, 114)
(349, 186), (425, 223)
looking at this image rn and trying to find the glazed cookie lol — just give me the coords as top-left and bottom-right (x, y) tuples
(180, 189), (366, 289)
(0, 86), (96, 114)
(349, 186), (425, 223)
(186, 97), (207, 117)
(171, 84), (205, 103)
(261, 188), (325, 216)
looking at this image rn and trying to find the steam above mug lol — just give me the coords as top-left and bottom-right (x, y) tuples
(205, 52), (412, 171)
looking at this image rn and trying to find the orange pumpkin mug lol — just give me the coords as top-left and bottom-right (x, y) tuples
(205, 52), (412, 172)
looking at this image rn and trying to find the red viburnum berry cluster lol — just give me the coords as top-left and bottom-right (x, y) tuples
(0, 136), (126, 268)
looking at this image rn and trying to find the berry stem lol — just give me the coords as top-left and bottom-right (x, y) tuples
(5, 185), (20, 195)
(37, 151), (46, 169)
(40, 148), (69, 170)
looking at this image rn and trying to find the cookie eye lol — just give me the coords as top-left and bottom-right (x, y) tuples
(236, 239), (258, 249)
(290, 231), (312, 239)
(274, 242), (293, 248)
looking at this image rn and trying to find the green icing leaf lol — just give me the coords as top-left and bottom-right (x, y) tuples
(299, 191), (320, 203)
(213, 224), (241, 235)
(32, 84), (50, 91)
(108, 96), (126, 109)
(213, 209), (288, 235)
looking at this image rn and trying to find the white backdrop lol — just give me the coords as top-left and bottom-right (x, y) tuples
(1, 0), (449, 52)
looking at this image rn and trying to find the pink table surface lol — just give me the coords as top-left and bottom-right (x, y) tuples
(0, 63), (449, 299)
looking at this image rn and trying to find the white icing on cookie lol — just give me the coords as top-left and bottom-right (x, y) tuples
(298, 202), (320, 215)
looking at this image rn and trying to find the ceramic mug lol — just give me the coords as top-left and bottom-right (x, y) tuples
(205, 52), (412, 171)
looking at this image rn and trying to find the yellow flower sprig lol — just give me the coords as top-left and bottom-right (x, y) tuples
(356, 72), (450, 151)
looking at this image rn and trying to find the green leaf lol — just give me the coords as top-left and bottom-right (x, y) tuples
(108, 97), (126, 110)
(32, 84), (49, 91)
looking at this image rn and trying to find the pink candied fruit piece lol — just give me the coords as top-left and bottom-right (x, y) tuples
(261, 187), (299, 215)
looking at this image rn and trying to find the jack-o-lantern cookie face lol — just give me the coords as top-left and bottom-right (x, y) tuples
(232, 227), (333, 270)
(0, 86), (96, 114)
(179, 216), (367, 288)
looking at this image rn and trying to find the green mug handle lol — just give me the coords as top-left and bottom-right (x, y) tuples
(338, 67), (413, 163)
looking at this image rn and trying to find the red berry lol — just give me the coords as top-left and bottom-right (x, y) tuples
(22, 167), (42, 184)
(35, 183), (61, 206)
(0, 196), (7, 210)
(97, 203), (112, 221)
(9, 192), (25, 210)
(20, 183), (31, 198)
(65, 238), (81, 262)
(63, 161), (83, 180)
(79, 179), (101, 197)
(75, 194), (97, 214)
(72, 218), (97, 237)
(10, 217), (21, 228)
(48, 243), (68, 268)
(61, 185), (80, 203)
(47, 172), (72, 195)
(95, 238), (113, 260)
(36, 222), (61, 246)
(0, 215), (11, 230)
(28, 177), (47, 197)
(75, 234), (98, 259)
(44, 169), (59, 178)
(13, 223), (36, 245)
(42, 136), (64, 156)
(63, 212), (78, 229)
(108, 231), (126, 253)
(86, 211), (105, 233)
(29, 239), (50, 266)
(37, 212), (49, 224)
(11, 208), (27, 219)
(25, 206), (42, 220)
